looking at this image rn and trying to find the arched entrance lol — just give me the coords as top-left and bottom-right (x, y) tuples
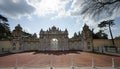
(51, 38), (58, 50)
(39, 26), (68, 51)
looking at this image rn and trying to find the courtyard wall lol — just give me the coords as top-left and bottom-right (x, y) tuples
(93, 39), (120, 47)
(93, 39), (120, 53)
(0, 41), (11, 54)
(0, 39), (120, 54)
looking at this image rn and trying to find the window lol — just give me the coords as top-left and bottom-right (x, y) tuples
(2, 48), (4, 52)
(88, 42), (90, 45)
(88, 46), (91, 49)
(12, 47), (16, 50)
(19, 46), (21, 50)
(12, 43), (16, 50)
(19, 43), (22, 50)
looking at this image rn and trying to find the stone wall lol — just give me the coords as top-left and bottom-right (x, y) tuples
(68, 39), (83, 50)
(10, 40), (39, 53)
(0, 41), (11, 54)
(0, 40), (39, 54)
(93, 39), (120, 53)
(0, 39), (120, 54)
(93, 39), (120, 47)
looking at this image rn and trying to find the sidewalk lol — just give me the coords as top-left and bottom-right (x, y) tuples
(105, 52), (120, 56)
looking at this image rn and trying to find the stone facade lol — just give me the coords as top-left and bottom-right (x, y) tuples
(93, 39), (120, 53)
(68, 32), (83, 50)
(68, 24), (93, 51)
(39, 26), (69, 51)
(82, 24), (93, 51)
(0, 24), (94, 53)
(10, 24), (39, 53)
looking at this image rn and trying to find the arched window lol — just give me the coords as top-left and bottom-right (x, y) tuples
(12, 43), (16, 50)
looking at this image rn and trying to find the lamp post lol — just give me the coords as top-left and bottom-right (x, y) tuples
(112, 58), (115, 68)
(50, 54), (53, 69)
(92, 58), (95, 68)
(71, 54), (74, 69)
(15, 58), (18, 69)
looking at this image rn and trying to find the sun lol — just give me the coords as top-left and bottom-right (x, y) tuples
(42, 0), (59, 10)
(39, 0), (62, 15)
(28, 0), (66, 16)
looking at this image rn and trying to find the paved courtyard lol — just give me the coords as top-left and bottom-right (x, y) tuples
(0, 51), (120, 68)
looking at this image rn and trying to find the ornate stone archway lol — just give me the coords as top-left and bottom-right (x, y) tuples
(39, 26), (69, 51)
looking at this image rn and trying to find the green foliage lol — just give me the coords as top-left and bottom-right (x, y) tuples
(0, 15), (11, 40)
(114, 36), (120, 39)
(22, 31), (32, 37)
(98, 20), (115, 28)
(93, 30), (108, 39)
(0, 15), (8, 22)
(98, 20), (115, 46)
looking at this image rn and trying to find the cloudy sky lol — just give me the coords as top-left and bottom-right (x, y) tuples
(0, 0), (120, 38)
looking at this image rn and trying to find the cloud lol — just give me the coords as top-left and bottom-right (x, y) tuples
(0, 0), (35, 18)
(0, 0), (71, 19)
(1, 0), (120, 25)
(51, 10), (70, 20)
(68, 0), (120, 23)
(28, 0), (70, 16)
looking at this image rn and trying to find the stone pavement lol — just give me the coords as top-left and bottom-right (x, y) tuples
(0, 67), (120, 69)
(0, 51), (120, 68)
(105, 52), (120, 56)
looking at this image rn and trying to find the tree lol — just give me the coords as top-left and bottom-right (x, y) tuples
(0, 15), (11, 40)
(114, 36), (120, 39)
(0, 15), (8, 22)
(22, 31), (32, 37)
(98, 20), (115, 46)
(80, 0), (120, 21)
(93, 30), (108, 39)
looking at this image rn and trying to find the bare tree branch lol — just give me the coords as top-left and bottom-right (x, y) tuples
(80, 0), (120, 22)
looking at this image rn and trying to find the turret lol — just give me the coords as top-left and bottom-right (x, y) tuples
(12, 24), (23, 38)
(74, 32), (77, 38)
(52, 26), (56, 31)
(39, 29), (44, 38)
(33, 33), (37, 39)
(82, 23), (93, 51)
(65, 29), (68, 34)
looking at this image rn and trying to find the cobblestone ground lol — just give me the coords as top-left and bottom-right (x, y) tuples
(0, 51), (120, 67)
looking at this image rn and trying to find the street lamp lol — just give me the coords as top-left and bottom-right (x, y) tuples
(112, 58), (115, 68)
(50, 54), (53, 69)
(92, 58), (95, 68)
(15, 58), (18, 69)
(70, 54), (74, 69)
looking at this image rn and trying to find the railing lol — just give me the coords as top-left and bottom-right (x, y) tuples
(0, 58), (120, 69)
